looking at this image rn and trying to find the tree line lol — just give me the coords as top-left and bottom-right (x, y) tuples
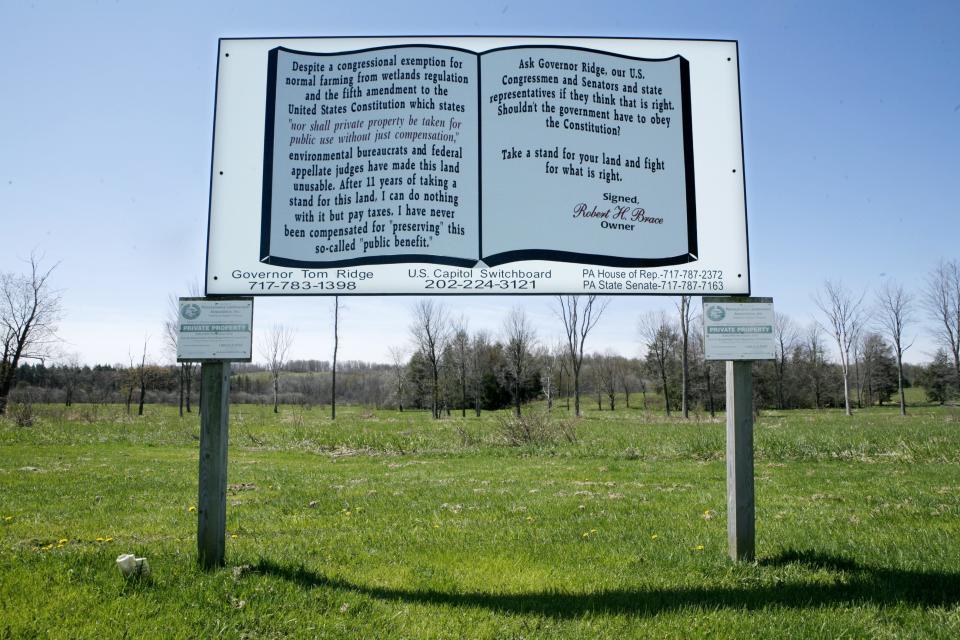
(2, 256), (959, 416)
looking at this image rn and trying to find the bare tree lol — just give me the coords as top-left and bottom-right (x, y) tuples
(543, 340), (570, 412)
(331, 297), (339, 419)
(469, 330), (491, 417)
(556, 295), (609, 417)
(537, 345), (556, 412)
(387, 345), (408, 411)
(876, 280), (914, 415)
(410, 300), (451, 419)
(814, 280), (865, 416)
(639, 310), (678, 416)
(259, 324), (295, 413)
(773, 312), (799, 410)
(803, 321), (827, 410)
(555, 341), (571, 411)
(135, 338), (149, 416)
(502, 306), (537, 416)
(439, 344), (455, 416)
(924, 259), (960, 393)
(676, 296), (693, 418)
(450, 317), (470, 417)
(0, 255), (61, 415)
(599, 350), (621, 411)
(851, 320), (866, 409)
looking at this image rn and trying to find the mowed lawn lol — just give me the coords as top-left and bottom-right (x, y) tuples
(1, 399), (959, 639)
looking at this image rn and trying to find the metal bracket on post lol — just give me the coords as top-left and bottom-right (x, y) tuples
(726, 359), (755, 562)
(198, 361), (230, 569)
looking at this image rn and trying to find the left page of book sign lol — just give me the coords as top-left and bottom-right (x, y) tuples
(260, 46), (480, 268)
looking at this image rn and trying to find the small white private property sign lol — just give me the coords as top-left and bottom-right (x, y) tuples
(703, 296), (774, 360)
(176, 298), (254, 362)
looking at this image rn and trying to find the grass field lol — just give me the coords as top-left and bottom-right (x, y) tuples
(1, 396), (959, 639)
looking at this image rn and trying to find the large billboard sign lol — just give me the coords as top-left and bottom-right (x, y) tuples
(205, 37), (749, 296)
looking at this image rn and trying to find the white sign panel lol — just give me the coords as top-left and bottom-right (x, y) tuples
(206, 36), (749, 295)
(176, 298), (254, 362)
(703, 297), (775, 361)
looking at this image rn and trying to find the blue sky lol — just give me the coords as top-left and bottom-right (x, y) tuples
(1, 0), (958, 366)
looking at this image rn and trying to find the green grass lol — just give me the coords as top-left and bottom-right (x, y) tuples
(1, 400), (959, 638)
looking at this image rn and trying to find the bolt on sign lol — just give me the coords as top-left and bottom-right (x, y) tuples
(205, 36), (749, 296)
(702, 297), (775, 361)
(176, 298), (254, 362)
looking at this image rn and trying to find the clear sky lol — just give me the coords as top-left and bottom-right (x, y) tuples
(1, 0), (958, 366)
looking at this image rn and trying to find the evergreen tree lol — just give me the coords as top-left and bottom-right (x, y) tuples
(919, 349), (955, 405)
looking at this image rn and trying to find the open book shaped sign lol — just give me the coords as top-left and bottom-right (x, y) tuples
(260, 44), (697, 270)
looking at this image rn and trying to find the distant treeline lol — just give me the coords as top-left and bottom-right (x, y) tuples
(6, 253), (959, 419)
(6, 335), (956, 414)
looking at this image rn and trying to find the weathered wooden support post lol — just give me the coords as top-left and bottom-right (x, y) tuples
(198, 361), (230, 569)
(726, 359), (754, 562)
(704, 296), (773, 562)
(177, 297), (252, 569)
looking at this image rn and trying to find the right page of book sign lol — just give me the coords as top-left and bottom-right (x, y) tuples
(479, 46), (697, 268)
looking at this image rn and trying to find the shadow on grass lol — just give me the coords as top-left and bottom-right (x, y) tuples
(251, 549), (960, 617)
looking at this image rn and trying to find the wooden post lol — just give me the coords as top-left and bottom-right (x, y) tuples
(198, 361), (230, 569)
(726, 360), (755, 562)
